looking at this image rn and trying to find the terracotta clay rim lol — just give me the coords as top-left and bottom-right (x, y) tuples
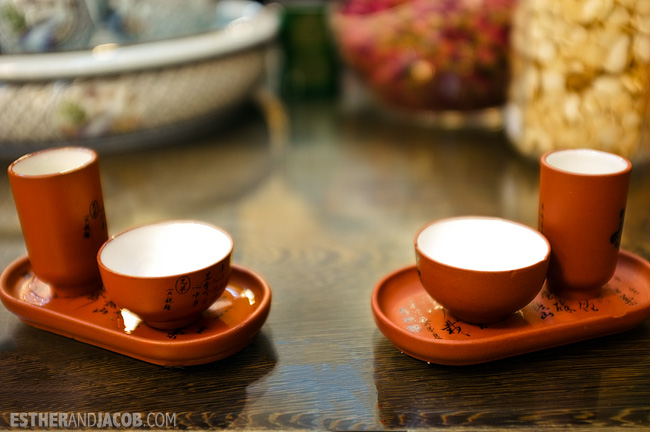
(371, 265), (437, 345)
(414, 216), (551, 275)
(8, 146), (97, 179)
(540, 149), (632, 177)
(97, 220), (234, 280)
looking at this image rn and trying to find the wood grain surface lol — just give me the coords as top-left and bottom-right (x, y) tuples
(1, 98), (649, 430)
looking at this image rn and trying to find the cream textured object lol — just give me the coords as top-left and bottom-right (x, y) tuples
(506, 0), (650, 163)
(0, 50), (264, 143)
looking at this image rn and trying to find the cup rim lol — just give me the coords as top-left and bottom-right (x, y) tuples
(541, 149), (632, 177)
(97, 219), (233, 280)
(415, 216), (551, 274)
(8, 146), (97, 179)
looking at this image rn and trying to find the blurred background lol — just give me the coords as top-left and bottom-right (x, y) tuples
(2, 4), (650, 429)
(0, 0), (648, 163)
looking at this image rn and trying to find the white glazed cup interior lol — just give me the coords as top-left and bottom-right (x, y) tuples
(11, 147), (95, 176)
(417, 217), (550, 272)
(99, 221), (233, 278)
(545, 149), (630, 175)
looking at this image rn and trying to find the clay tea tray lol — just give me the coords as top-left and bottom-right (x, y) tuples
(372, 250), (650, 365)
(0, 255), (271, 366)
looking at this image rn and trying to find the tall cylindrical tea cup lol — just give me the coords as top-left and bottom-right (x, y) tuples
(539, 149), (632, 300)
(8, 147), (108, 297)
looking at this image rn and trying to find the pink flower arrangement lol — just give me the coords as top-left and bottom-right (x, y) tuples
(333, 0), (516, 111)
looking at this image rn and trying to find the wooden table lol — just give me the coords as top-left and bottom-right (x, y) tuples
(1, 95), (650, 430)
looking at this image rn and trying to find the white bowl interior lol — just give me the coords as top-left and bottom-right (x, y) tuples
(546, 149), (629, 175)
(100, 222), (232, 277)
(12, 148), (94, 176)
(417, 218), (549, 272)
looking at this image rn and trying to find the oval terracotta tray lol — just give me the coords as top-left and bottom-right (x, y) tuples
(0, 255), (271, 366)
(372, 250), (650, 366)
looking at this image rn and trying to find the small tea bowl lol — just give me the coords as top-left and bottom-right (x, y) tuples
(415, 216), (551, 324)
(98, 220), (233, 329)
